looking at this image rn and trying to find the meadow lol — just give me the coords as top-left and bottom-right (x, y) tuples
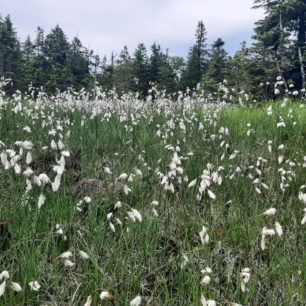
(0, 84), (306, 306)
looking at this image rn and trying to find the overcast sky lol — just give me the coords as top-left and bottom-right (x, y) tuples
(1, 0), (263, 58)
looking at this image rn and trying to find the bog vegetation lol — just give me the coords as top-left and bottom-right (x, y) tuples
(0, 78), (306, 305)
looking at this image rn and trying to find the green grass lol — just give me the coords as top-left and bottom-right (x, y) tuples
(0, 100), (306, 305)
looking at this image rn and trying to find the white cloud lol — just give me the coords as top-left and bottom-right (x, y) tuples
(1, 0), (263, 57)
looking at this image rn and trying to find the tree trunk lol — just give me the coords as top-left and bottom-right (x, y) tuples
(275, 12), (288, 91)
(275, 57), (288, 91)
(298, 11), (306, 89)
(298, 11), (306, 46)
(298, 47), (306, 89)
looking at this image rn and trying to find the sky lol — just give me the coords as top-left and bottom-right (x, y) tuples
(1, 0), (264, 58)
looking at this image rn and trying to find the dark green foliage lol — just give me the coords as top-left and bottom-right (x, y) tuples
(0, 20), (94, 94)
(68, 37), (92, 90)
(253, 0), (306, 89)
(20, 36), (35, 91)
(180, 21), (209, 90)
(30, 27), (49, 90)
(113, 46), (135, 94)
(0, 15), (22, 90)
(202, 38), (228, 90)
(149, 44), (176, 93)
(0, 5), (305, 98)
(98, 53), (116, 91)
(132, 43), (150, 97)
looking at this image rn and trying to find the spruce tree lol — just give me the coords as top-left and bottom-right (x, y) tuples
(43, 25), (72, 92)
(253, 0), (306, 88)
(32, 27), (48, 90)
(98, 53), (116, 91)
(20, 36), (35, 91)
(0, 15), (22, 89)
(180, 21), (208, 91)
(113, 46), (135, 94)
(149, 44), (176, 93)
(68, 37), (91, 90)
(203, 38), (228, 90)
(132, 43), (149, 96)
(149, 43), (163, 84)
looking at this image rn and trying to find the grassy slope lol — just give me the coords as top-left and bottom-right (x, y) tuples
(0, 101), (306, 306)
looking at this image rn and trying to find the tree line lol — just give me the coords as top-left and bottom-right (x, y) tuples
(0, 0), (305, 100)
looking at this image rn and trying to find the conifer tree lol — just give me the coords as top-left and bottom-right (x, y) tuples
(68, 37), (91, 89)
(253, 0), (306, 88)
(132, 43), (149, 96)
(0, 15), (21, 89)
(113, 46), (135, 94)
(181, 21), (209, 90)
(43, 25), (72, 92)
(20, 36), (35, 91)
(203, 38), (228, 90)
(29, 27), (48, 89)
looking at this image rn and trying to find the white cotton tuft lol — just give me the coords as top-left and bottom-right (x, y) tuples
(0, 280), (6, 297)
(26, 152), (32, 164)
(52, 174), (62, 192)
(100, 291), (113, 301)
(79, 250), (90, 260)
(200, 275), (211, 286)
(109, 222), (116, 232)
(38, 173), (50, 185)
(130, 295), (142, 306)
(199, 226), (209, 245)
(83, 295), (92, 306)
(117, 173), (128, 180)
(59, 251), (73, 259)
(188, 179), (197, 188)
(301, 208), (306, 225)
(0, 271), (9, 281)
(38, 193), (46, 209)
(104, 167), (112, 175)
(63, 259), (75, 267)
(28, 281), (41, 291)
(262, 208), (276, 216)
(131, 209), (142, 222)
(275, 222), (283, 237)
(10, 282), (22, 292)
(207, 189), (216, 200)
(22, 141), (33, 150)
(51, 140), (58, 150)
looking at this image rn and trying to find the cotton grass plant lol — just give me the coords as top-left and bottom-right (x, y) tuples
(0, 78), (306, 305)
